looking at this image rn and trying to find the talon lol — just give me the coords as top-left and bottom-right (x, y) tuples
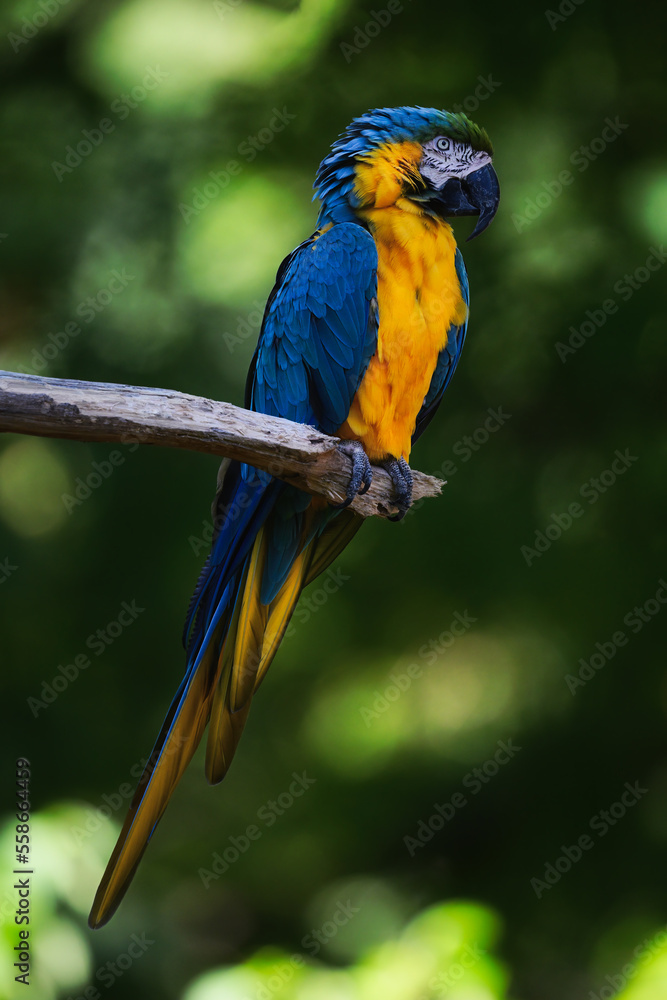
(358, 470), (372, 496)
(334, 441), (373, 508)
(380, 456), (413, 520)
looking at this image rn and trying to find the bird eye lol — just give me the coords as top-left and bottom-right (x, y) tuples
(436, 137), (451, 152)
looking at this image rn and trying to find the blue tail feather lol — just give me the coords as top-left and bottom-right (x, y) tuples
(183, 464), (278, 655)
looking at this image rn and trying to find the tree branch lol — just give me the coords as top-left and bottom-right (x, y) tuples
(0, 371), (443, 518)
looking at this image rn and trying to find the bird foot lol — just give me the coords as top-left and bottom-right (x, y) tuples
(333, 440), (373, 509)
(380, 456), (413, 521)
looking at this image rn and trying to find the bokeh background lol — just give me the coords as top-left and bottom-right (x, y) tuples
(1, 1), (666, 998)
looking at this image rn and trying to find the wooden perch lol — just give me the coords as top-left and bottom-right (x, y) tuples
(0, 371), (444, 518)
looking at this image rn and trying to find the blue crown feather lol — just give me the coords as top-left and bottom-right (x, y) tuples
(314, 106), (493, 223)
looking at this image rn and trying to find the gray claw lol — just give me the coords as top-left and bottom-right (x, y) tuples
(334, 441), (373, 509)
(380, 456), (413, 521)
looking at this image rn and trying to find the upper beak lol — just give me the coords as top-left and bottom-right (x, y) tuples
(435, 163), (500, 240)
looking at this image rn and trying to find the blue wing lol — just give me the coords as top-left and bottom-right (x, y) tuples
(186, 221), (379, 627)
(250, 222), (379, 434)
(246, 222), (379, 602)
(413, 248), (469, 443)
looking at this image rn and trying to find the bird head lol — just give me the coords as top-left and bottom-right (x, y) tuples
(315, 106), (499, 239)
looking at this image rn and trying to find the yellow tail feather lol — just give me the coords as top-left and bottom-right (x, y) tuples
(88, 639), (223, 928)
(204, 568), (247, 784)
(254, 549), (311, 692)
(90, 506), (354, 926)
(205, 527), (312, 784)
(230, 528), (269, 712)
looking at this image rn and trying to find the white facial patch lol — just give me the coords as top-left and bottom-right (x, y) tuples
(420, 137), (491, 190)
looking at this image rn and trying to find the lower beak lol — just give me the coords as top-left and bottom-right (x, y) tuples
(435, 163), (500, 240)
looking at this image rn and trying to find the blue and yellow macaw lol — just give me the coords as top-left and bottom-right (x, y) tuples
(89, 106), (499, 927)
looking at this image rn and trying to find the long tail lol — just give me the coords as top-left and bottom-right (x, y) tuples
(88, 463), (361, 928)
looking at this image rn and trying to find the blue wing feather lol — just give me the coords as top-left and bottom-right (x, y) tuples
(250, 223), (379, 602)
(188, 223), (378, 635)
(252, 223), (378, 435)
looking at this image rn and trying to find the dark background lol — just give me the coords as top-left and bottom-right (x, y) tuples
(1, 1), (666, 998)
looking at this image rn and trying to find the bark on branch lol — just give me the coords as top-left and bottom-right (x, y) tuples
(0, 371), (444, 518)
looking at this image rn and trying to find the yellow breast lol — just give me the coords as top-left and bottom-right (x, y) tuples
(339, 198), (467, 461)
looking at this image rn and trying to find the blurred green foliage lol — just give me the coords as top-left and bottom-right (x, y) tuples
(0, 0), (666, 998)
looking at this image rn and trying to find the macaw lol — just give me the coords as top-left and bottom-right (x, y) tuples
(89, 106), (499, 928)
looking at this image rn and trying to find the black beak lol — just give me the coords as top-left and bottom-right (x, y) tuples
(434, 163), (500, 240)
